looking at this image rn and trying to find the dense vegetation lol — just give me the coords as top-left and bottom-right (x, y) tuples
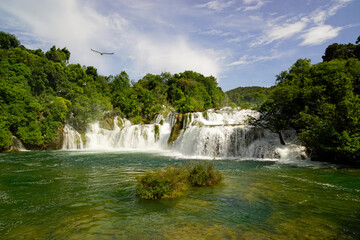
(0, 32), (228, 151)
(2, 31), (360, 166)
(136, 161), (223, 200)
(226, 86), (272, 108)
(255, 36), (360, 166)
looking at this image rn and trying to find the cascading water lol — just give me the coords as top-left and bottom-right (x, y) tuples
(62, 125), (84, 149)
(10, 136), (26, 150)
(62, 109), (307, 162)
(78, 116), (172, 150)
(173, 126), (280, 159)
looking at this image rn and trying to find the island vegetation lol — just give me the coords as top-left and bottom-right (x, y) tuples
(136, 161), (223, 200)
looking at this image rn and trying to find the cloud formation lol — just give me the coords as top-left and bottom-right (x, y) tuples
(250, 20), (308, 47)
(229, 53), (282, 66)
(239, 0), (268, 11)
(196, 0), (235, 11)
(0, 0), (357, 89)
(300, 25), (342, 46)
(0, 0), (223, 79)
(250, 0), (354, 47)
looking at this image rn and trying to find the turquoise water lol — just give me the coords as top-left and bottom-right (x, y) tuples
(0, 150), (359, 239)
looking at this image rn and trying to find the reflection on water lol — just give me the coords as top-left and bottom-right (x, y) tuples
(0, 150), (359, 239)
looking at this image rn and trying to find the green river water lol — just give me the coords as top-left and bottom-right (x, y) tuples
(0, 150), (359, 239)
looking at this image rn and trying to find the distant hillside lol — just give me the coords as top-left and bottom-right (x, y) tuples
(226, 86), (272, 108)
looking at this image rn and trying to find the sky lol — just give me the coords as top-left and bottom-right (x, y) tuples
(0, 0), (359, 91)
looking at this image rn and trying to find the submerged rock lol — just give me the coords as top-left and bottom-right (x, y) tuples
(6, 147), (21, 152)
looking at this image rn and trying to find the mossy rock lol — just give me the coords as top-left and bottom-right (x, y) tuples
(192, 120), (204, 126)
(6, 148), (21, 152)
(154, 125), (160, 141)
(168, 113), (183, 145)
(80, 132), (87, 145)
(202, 111), (208, 119)
(99, 117), (115, 130)
(116, 118), (124, 128)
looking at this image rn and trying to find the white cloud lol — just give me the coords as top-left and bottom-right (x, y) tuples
(200, 29), (232, 37)
(250, 20), (308, 46)
(130, 36), (221, 77)
(249, 0), (353, 47)
(238, 0), (268, 11)
(300, 25), (342, 46)
(309, 0), (353, 24)
(229, 53), (282, 66)
(196, 0), (235, 11)
(0, 0), (223, 79)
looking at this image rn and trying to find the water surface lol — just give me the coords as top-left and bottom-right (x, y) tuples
(0, 150), (359, 239)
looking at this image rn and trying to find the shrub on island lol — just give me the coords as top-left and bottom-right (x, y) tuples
(136, 161), (223, 200)
(136, 167), (189, 200)
(187, 161), (223, 186)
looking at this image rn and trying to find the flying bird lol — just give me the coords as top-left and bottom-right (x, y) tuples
(91, 49), (114, 55)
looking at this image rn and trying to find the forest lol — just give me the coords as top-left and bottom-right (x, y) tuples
(1, 31), (360, 166)
(255, 36), (360, 166)
(226, 86), (272, 109)
(0, 32), (228, 151)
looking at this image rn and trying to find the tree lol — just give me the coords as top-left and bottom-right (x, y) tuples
(256, 57), (360, 166)
(45, 46), (70, 63)
(322, 38), (360, 62)
(0, 31), (20, 49)
(0, 121), (12, 151)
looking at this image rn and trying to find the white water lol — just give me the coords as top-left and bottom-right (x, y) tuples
(83, 116), (172, 150)
(62, 125), (84, 149)
(10, 136), (26, 150)
(62, 109), (308, 162)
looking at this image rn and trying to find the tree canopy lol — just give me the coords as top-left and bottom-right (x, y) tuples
(226, 86), (272, 109)
(256, 36), (360, 166)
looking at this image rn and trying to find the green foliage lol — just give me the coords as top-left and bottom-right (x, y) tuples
(226, 86), (272, 109)
(129, 116), (143, 125)
(154, 124), (160, 141)
(0, 121), (12, 151)
(17, 121), (44, 148)
(0, 31), (20, 49)
(187, 161), (224, 186)
(136, 162), (224, 200)
(0, 32), (229, 151)
(136, 167), (189, 200)
(322, 40), (360, 62)
(45, 45), (70, 63)
(257, 39), (360, 166)
(168, 114), (184, 145)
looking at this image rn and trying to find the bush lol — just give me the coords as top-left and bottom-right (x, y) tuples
(187, 161), (224, 187)
(136, 161), (223, 200)
(136, 167), (189, 200)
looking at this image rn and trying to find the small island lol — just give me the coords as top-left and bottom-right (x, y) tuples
(137, 161), (223, 200)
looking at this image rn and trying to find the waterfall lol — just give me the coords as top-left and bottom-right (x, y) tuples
(81, 117), (172, 150)
(10, 136), (26, 150)
(62, 109), (307, 161)
(173, 126), (279, 159)
(62, 125), (84, 149)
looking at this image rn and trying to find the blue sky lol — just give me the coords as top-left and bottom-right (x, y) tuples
(0, 0), (359, 91)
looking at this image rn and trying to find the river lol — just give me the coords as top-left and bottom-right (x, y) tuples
(1, 150), (359, 239)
